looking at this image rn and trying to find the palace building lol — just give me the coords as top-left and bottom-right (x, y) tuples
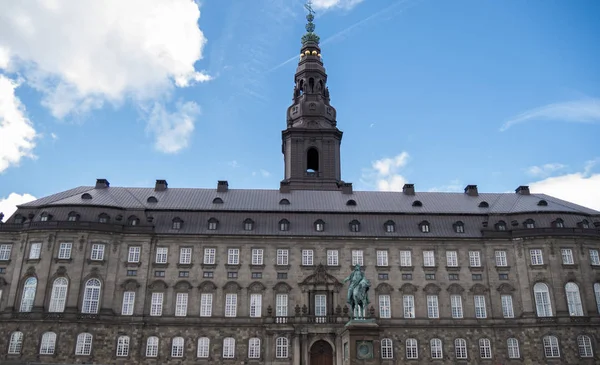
(1, 6), (600, 365)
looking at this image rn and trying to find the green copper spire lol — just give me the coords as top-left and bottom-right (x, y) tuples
(301, 1), (320, 45)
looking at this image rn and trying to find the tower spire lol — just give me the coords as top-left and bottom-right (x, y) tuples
(302, 1), (320, 45)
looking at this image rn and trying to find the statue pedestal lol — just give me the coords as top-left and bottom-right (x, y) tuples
(341, 319), (381, 364)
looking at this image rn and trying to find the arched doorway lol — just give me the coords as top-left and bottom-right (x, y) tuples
(310, 340), (333, 365)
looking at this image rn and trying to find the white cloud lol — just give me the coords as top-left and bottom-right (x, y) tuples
(0, 0), (211, 150)
(529, 160), (600, 211)
(313, 0), (365, 10)
(361, 152), (410, 191)
(260, 169), (271, 178)
(0, 74), (37, 173)
(228, 160), (240, 169)
(526, 163), (566, 177)
(145, 101), (200, 154)
(500, 98), (600, 131)
(0, 192), (36, 221)
(428, 179), (463, 192)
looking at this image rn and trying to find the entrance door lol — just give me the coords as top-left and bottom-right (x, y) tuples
(310, 340), (333, 365)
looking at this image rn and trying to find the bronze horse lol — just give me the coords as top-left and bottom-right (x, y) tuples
(349, 277), (371, 319)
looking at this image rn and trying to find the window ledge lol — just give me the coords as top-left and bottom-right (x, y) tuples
(446, 266), (461, 272)
(125, 261), (142, 268)
(375, 265), (390, 271)
(468, 266), (483, 272)
(201, 263), (216, 269)
(562, 263), (578, 270)
(275, 264), (290, 271)
(152, 263), (169, 268)
(422, 265), (437, 272)
(250, 264), (265, 270)
(495, 265), (511, 272)
(26, 258), (41, 264)
(86, 259), (105, 265)
(327, 265), (341, 270)
(54, 258), (72, 264)
(226, 264), (241, 271)
(349, 265), (366, 270)
(301, 265), (315, 270)
(399, 266), (414, 272)
(177, 263), (193, 269)
(591, 265), (600, 270)
(529, 264), (547, 270)
(0, 259), (12, 265)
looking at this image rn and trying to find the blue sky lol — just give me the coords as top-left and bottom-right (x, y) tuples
(1, 0), (599, 218)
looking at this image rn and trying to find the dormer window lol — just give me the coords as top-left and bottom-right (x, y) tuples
(208, 218), (219, 231)
(172, 217), (183, 230)
(524, 219), (535, 229)
(67, 212), (79, 222)
(384, 220), (395, 233)
(478, 201), (489, 208)
(412, 200), (423, 207)
(244, 218), (254, 231)
(14, 214), (24, 224)
(40, 212), (51, 222)
(128, 216), (140, 226)
(98, 213), (109, 223)
(346, 199), (357, 206)
(279, 199), (290, 205)
(314, 220), (325, 232)
(496, 221), (507, 231)
(147, 196), (158, 203)
(454, 221), (465, 233)
(537, 200), (548, 206)
(349, 220), (360, 232)
(419, 221), (430, 233)
(279, 219), (290, 231)
(81, 193), (92, 200)
(580, 220), (590, 229)
(212, 197), (224, 204)
(552, 219), (564, 228)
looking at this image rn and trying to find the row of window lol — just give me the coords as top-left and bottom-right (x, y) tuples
(15, 275), (600, 320)
(7, 242), (599, 268)
(7, 331), (595, 360)
(22, 211), (595, 232)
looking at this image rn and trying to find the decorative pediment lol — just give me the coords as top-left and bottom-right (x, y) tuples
(299, 264), (342, 289)
(423, 283), (441, 294)
(399, 283), (418, 294)
(121, 279), (141, 291)
(26, 266), (36, 276)
(248, 281), (266, 292)
(374, 283), (394, 294)
(447, 284), (464, 295)
(223, 281), (241, 293)
(174, 280), (192, 291)
(56, 266), (67, 276)
(496, 283), (516, 294)
(273, 282), (292, 293)
(470, 284), (489, 294)
(147, 280), (168, 290)
(198, 281), (217, 292)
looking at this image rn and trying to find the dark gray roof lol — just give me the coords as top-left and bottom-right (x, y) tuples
(18, 186), (600, 215)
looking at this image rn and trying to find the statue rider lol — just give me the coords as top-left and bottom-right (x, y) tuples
(343, 264), (365, 306)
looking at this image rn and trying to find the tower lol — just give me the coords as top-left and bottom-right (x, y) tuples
(281, 2), (348, 192)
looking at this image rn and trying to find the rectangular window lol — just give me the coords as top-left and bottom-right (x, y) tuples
(0, 244), (12, 261)
(121, 291), (135, 315)
(277, 272), (288, 279)
(451, 295), (463, 318)
(154, 270), (165, 277)
(203, 272), (214, 279)
(379, 295), (391, 318)
(495, 250), (507, 266)
(400, 250), (412, 266)
(228, 248), (239, 265)
(378, 273), (389, 280)
(423, 250), (435, 267)
(249, 294), (262, 317)
(352, 250), (364, 266)
(590, 249), (600, 266)
(225, 294), (237, 317)
(472, 274), (483, 281)
(179, 247), (192, 264)
(449, 274), (459, 280)
(128, 246), (141, 263)
(425, 273), (436, 280)
(474, 295), (487, 318)
(58, 243), (72, 259)
(251, 249), (264, 265)
(200, 293), (213, 317)
(376, 250), (388, 266)
(126, 270), (137, 276)
(276, 294), (288, 317)
(561, 248), (574, 264)
(175, 293), (188, 317)
(29, 243), (41, 260)
(501, 295), (514, 318)
(327, 250), (339, 266)
(446, 251), (458, 267)
(203, 248), (216, 265)
(251, 272), (262, 279)
(427, 295), (439, 318)
(277, 249), (289, 266)
(403, 295), (415, 318)
(227, 272), (238, 279)
(499, 273), (509, 280)
(530, 249), (544, 265)
(402, 273), (412, 280)
(302, 249), (314, 266)
(469, 251), (481, 267)
(150, 292), (163, 316)
(90, 244), (105, 261)
(315, 294), (327, 317)
(155, 247), (168, 264)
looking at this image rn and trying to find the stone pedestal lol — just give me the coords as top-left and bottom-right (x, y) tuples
(340, 319), (381, 365)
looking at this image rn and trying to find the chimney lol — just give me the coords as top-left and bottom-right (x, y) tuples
(464, 185), (478, 196)
(515, 186), (530, 195)
(342, 182), (353, 194)
(217, 180), (229, 193)
(279, 181), (290, 193)
(155, 179), (168, 191)
(402, 183), (415, 195)
(95, 179), (110, 189)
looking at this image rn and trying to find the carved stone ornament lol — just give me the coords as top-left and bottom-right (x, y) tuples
(26, 266), (36, 276)
(273, 282), (292, 293)
(223, 281), (241, 293)
(565, 272), (577, 282)
(447, 284), (465, 294)
(198, 281), (217, 292)
(497, 283), (516, 294)
(399, 283), (418, 294)
(56, 266), (67, 276)
(423, 283), (441, 294)
(121, 279), (141, 291)
(248, 281), (266, 293)
(374, 283), (393, 294)
(147, 280), (168, 290)
(470, 284), (489, 294)
(299, 264), (342, 291)
(174, 280), (192, 291)
(79, 235), (86, 251)
(534, 273), (546, 282)
(47, 234), (55, 251)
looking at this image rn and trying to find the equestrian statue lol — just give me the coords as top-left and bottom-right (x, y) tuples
(343, 264), (371, 319)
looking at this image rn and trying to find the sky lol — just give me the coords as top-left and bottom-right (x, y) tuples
(1, 0), (600, 219)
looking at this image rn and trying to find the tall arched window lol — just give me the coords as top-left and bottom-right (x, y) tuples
(223, 337), (235, 359)
(406, 338), (418, 359)
(171, 337), (184, 358)
(39, 332), (57, 355)
(49, 277), (68, 312)
(455, 338), (467, 359)
(565, 282), (584, 316)
(578, 335), (593, 358)
(479, 338), (492, 359)
(75, 332), (93, 355)
(430, 338), (443, 359)
(146, 336), (159, 357)
(507, 338), (520, 359)
(381, 338), (393, 359)
(248, 338), (260, 359)
(306, 148), (319, 173)
(116, 336), (130, 357)
(82, 278), (101, 314)
(276, 337), (288, 359)
(543, 335), (560, 358)
(20, 277), (37, 312)
(594, 283), (600, 314)
(533, 283), (553, 317)
(197, 337), (210, 358)
(8, 331), (23, 354)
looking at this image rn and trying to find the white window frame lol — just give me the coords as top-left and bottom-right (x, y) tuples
(276, 249), (289, 266)
(223, 337), (235, 359)
(530, 249), (544, 265)
(200, 293), (213, 317)
(495, 250), (507, 266)
(423, 250), (435, 267)
(315, 294), (327, 317)
(276, 293), (288, 317)
(8, 331), (23, 354)
(403, 295), (415, 318)
(400, 250), (412, 267)
(276, 337), (289, 359)
(40, 332), (57, 355)
(479, 338), (492, 359)
(427, 295), (439, 318)
(376, 250), (388, 266)
(534, 282), (553, 317)
(561, 248), (574, 265)
(248, 338), (261, 359)
(20, 277), (37, 312)
(225, 293), (237, 317)
(469, 251), (481, 267)
(406, 338), (418, 359)
(228, 248), (240, 265)
(179, 247), (192, 264)
(507, 338), (520, 359)
(128, 246), (141, 263)
(474, 295), (487, 318)
(150, 292), (163, 316)
(49, 277), (68, 313)
(578, 335), (594, 358)
(175, 292), (188, 317)
(197, 337), (210, 358)
(501, 295), (514, 318)
(590, 249), (600, 266)
(327, 250), (339, 266)
(302, 249), (314, 266)
(543, 335), (560, 358)
(455, 338), (467, 359)
(75, 332), (93, 356)
(594, 283), (600, 314)
(446, 251), (458, 267)
(146, 336), (159, 357)
(155, 247), (168, 264)
(121, 291), (135, 316)
(116, 335), (130, 357)
(381, 338), (393, 359)
(204, 248), (216, 265)
(565, 282), (584, 316)
(352, 250), (364, 266)
(250, 293), (262, 318)
(90, 244), (105, 261)
(0, 244), (12, 261)
(171, 337), (184, 358)
(379, 295), (391, 318)
(82, 278), (101, 314)
(252, 249), (264, 265)
(450, 295), (463, 318)
(29, 242), (42, 260)
(58, 242), (72, 259)
(430, 338), (443, 359)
